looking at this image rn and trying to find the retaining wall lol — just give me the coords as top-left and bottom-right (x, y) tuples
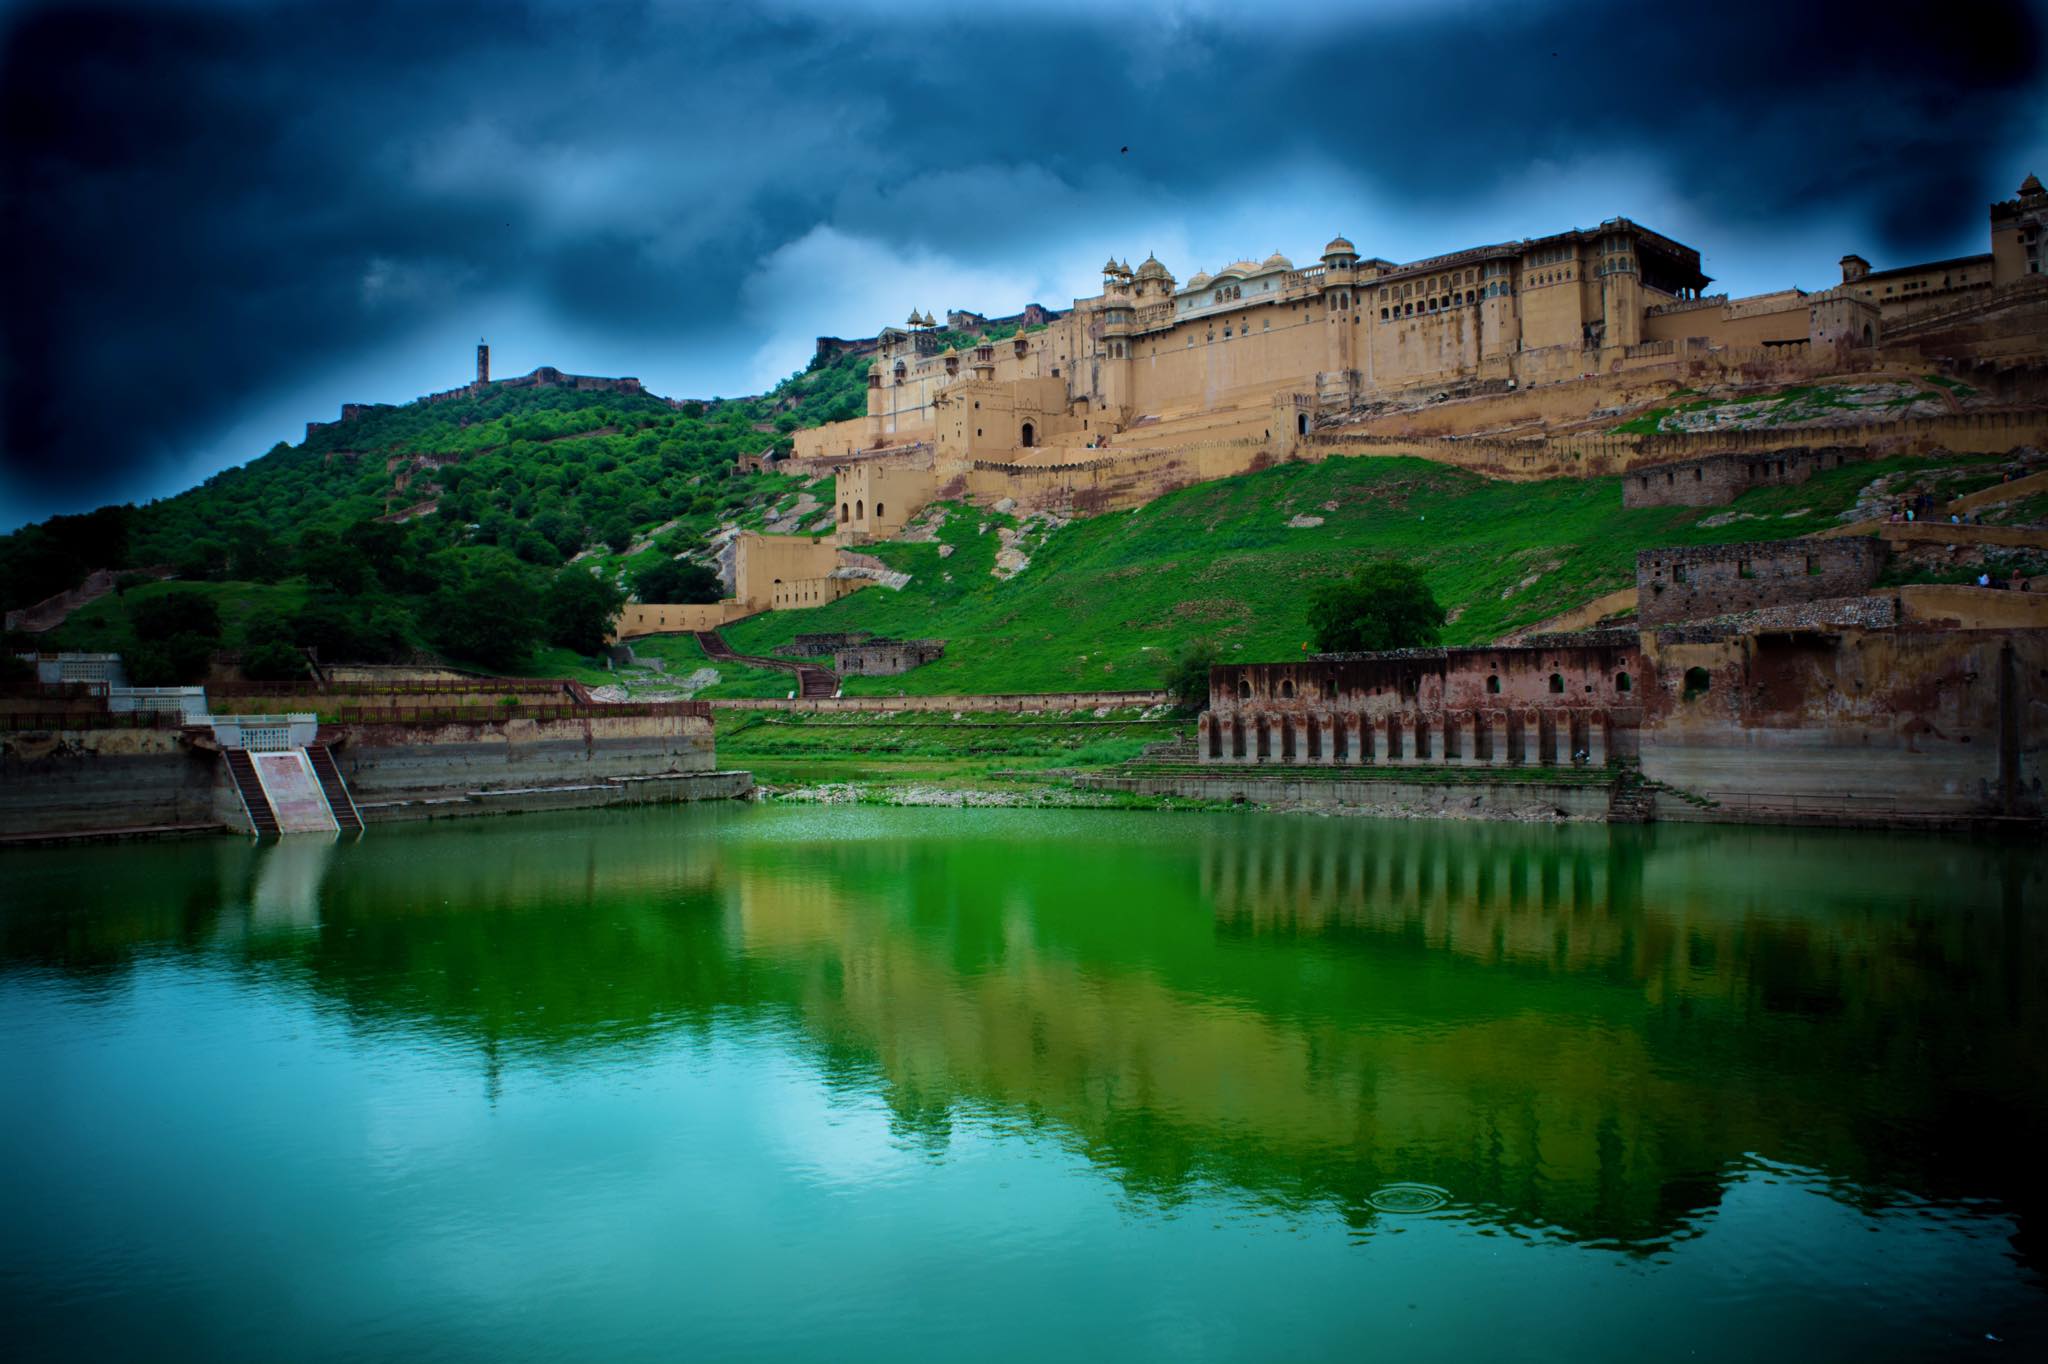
(1073, 770), (1612, 821)
(703, 690), (1169, 714)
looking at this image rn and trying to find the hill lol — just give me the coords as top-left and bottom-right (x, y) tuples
(8, 338), (2030, 694)
(1, 351), (874, 679)
(711, 450), (2021, 696)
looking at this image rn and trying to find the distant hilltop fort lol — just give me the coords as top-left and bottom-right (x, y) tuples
(305, 342), (654, 439)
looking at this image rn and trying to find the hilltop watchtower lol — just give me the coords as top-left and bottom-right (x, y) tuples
(476, 340), (490, 386)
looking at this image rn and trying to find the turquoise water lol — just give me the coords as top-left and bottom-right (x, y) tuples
(2, 807), (2043, 1361)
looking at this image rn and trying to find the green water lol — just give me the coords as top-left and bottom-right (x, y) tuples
(2, 808), (2043, 1362)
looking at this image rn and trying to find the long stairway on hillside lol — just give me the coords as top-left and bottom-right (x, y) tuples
(694, 629), (839, 699)
(222, 749), (281, 836)
(306, 744), (363, 833)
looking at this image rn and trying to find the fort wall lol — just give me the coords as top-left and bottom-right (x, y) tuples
(1636, 538), (1884, 626)
(1638, 627), (2044, 820)
(1622, 446), (1868, 508)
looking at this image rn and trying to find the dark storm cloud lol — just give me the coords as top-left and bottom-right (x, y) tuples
(2, 0), (2043, 525)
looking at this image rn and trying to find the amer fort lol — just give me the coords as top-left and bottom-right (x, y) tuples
(616, 173), (2048, 634)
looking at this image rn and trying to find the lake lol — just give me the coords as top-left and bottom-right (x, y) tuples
(2, 807), (2043, 1361)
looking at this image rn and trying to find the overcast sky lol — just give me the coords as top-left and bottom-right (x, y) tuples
(3, 0), (2045, 527)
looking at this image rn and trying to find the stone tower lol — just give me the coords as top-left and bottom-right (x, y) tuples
(476, 340), (490, 386)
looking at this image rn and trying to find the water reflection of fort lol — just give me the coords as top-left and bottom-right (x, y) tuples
(3, 811), (2042, 1258)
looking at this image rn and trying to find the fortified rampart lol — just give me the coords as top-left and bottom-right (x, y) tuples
(1636, 538), (1885, 626)
(1306, 409), (2048, 481)
(1622, 446), (1867, 508)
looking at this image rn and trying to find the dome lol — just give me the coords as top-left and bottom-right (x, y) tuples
(1221, 259), (1259, 277)
(1185, 270), (1213, 290)
(1103, 257), (1121, 274)
(1323, 234), (1357, 258)
(1135, 253), (1169, 280)
(2022, 173), (2045, 196)
(1261, 251), (1294, 271)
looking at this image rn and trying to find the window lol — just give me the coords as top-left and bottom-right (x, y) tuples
(1486, 675), (1501, 694)
(875, 503), (885, 519)
(1280, 679), (1295, 699)
(1549, 673), (1565, 694)
(1238, 678), (1251, 699)
(1615, 672), (1632, 693)
(840, 502), (849, 521)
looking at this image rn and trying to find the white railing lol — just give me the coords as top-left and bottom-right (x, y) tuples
(210, 713), (318, 751)
(108, 686), (209, 723)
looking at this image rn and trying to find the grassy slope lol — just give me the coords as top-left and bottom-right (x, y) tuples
(36, 579), (312, 656)
(715, 451), (2005, 695)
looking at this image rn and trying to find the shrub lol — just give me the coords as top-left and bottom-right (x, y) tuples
(1306, 559), (1445, 654)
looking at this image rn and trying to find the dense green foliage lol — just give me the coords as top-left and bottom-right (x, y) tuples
(2, 348), (879, 672)
(1165, 639), (1219, 711)
(1306, 558), (1444, 653)
(633, 557), (723, 604)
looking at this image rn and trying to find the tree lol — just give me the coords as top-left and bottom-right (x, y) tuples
(634, 556), (723, 604)
(1165, 638), (1219, 712)
(129, 589), (222, 646)
(542, 570), (626, 655)
(424, 555), (540, 672)
(1307, 559), (1445, 654)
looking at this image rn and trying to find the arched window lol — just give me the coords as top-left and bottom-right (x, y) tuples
(1280, 678), (1295, 699)
(840, 502), (849, 522)
(875, 503), (885, 520)
(855, 499), (864, 520)
(1683, 667), (1711, 699)
(1486, 675), (1501, 694)
(1549, 673), (1565, 694)
(1237, 678), (1251, 700)
(1615, 671), (1632, 693)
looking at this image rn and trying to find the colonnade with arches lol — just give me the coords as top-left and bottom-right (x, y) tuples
(1197, 707), (1616, 769)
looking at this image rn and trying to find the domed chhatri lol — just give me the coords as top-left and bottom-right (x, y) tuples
(1185, 269), (1213, 290)
(1262, 250), (1294, 271)
(2022, 173), (2045, 197)
(1322, 234), (1358, 259)
(1135, 253), (1170, 281)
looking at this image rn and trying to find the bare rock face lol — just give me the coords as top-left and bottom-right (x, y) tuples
(993, 497), (1017, 515)
(1288, 514), (1325, 529)
(938, 543), (955, 558)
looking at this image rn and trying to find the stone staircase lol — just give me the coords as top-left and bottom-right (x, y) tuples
(1137, 734), (1199, 762)
(222, 749), (280, 835)
(306, 744), (363, 833)
(1607, 771), (1658, 824)
(695, 629), (840, 698)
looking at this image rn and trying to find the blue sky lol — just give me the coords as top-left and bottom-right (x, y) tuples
(3, 0), (2045, 527)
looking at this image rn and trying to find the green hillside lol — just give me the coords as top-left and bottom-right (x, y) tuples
(716, 451), (2009, 696)
(2, 350), (875, 680)
(6, 333), (2016, 695)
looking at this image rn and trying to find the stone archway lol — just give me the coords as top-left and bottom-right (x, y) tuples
(1021, 422), (1035, 448)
